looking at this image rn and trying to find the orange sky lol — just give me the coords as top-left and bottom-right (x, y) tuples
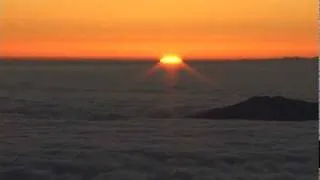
(1, 0), (317, 59)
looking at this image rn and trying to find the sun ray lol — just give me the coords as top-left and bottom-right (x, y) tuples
(142, 63), (161, 79)
(164, 67), (179, 88)
(182, 63), (213, 85)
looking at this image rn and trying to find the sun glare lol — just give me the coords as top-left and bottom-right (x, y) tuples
(160, 54), (183, 66)
(134, 53), (211, 89)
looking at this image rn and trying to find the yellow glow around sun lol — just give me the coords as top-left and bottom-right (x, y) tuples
(160, 54), (183, 65)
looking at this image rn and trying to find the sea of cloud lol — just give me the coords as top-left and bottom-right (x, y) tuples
(0, 117), (316, 180)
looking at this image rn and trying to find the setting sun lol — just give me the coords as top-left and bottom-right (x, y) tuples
(160, 54), (183, 66)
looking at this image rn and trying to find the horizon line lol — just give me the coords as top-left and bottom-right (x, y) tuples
(0, 55), (317, 62)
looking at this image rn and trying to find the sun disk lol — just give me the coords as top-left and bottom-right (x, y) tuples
(160, 55), (183, 65)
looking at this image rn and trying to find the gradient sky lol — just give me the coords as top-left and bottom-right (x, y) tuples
(1, 0), (317, 59)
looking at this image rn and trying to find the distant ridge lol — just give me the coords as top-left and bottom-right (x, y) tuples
(186, 96), (318, 121)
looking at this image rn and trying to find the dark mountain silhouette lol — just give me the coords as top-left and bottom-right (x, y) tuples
(186, 96), (318, 121)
